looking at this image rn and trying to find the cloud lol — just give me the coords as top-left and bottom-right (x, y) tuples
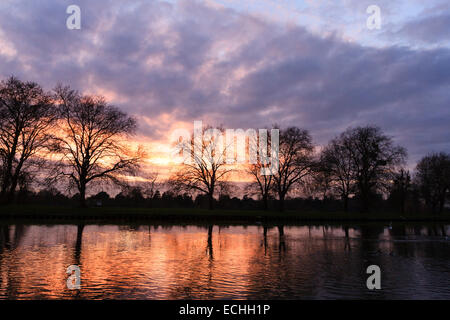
(396, 13), (450, 45)
(0, 0), (449, 167)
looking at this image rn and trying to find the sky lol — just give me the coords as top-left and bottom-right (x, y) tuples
(0, 0), (449, 179)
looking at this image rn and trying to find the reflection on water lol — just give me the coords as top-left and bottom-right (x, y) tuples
(0, 222), (449, 299)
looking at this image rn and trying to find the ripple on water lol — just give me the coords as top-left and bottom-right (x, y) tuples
(0, 223), (449, 299)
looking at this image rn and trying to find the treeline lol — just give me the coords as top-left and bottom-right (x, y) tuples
(1, 76), (449, 214)
(168, 124), (450, 214)
(5, 184), (351, 211)
(0, 76), (141, 207)
(12, 178), (445, 215)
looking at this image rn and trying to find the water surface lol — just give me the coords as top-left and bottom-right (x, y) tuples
(0, 223), (449, 299)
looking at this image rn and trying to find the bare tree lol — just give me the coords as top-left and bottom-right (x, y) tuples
(320, 136), (356, 211)
(245, 129), (276, 210)
(53, 85), (143, 207)
(310, 162), (334, 200)
(140, 173), (159, 199)
(120, 172), (159, 199)
(169, 125), (232, 210)
(389, 168), (411, 215)
(273, 127), (314, 211)
(246, 163), (273, 210)
(0, 76), (57, 204)
(415, 152), (450, 214)
(342, 126), (406, 212)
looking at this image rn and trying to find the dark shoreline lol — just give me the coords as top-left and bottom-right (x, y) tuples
(0, 205), (449, 225)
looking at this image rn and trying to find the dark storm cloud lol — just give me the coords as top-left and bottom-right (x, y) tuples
(0, 0), (449, 165)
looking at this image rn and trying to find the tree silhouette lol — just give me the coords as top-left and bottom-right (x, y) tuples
(0, 76), (57, 204)
(389, 169), (411, 215)
(169, 125), (232, 210)
(341, 126), (406, 212)
(246, 129), (276, 210)
(273, 127), (314, 211)
(415, 152), (450, 214)
(320, 134), (356, 211)
(53, 85), (143, 207)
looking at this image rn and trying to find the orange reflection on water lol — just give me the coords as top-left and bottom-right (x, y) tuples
(0, 224), (449, 299)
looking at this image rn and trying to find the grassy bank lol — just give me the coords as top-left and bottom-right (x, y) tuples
(0, 204), (449, 223)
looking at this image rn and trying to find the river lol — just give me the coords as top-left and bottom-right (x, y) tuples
(0, 223), (448, 299)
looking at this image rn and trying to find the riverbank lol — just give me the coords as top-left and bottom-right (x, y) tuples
(0, 205), (449, 224)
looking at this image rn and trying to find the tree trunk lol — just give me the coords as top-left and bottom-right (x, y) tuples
(208, 194), (214, 210)
(262, 194), (268, 210)
(0, 183), (9, 203)
(6, 184), (16, 204)
(0, 175), (11, 204)
(7, 160), (26, 204)
(343, 194), (349, 212)
(6, 173), (20, 204)
(1, 134), (19, 203)
(79, 184), (87, 208)
(278, 193), (285, 212)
